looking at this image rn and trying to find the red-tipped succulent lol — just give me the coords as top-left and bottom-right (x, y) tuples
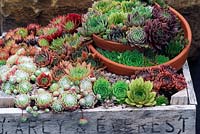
(62, 13), (82, 33)
(39, 26), (63, 41)
(27, 23), (41, 35)
(49, 15), (66, 26)
(34, 48), (53, 67)
(0, 39), (4, 47)
(0, 49), (10, 61)
(51, 64), (66, 81)
(36, 73), (53, 88)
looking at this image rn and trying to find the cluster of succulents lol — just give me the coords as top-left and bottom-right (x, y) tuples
(0, 0), (188, 120)
(79, 0), (186, 67)
(131, 65), (187, 92)
(92, 76), (167, 107)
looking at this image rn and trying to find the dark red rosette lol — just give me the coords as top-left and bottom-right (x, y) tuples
(155, 71), (175, 90)
(173, 74), (187, 90)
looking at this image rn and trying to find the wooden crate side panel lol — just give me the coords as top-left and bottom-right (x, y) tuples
(0, 106), (196, 134)
(183, 61), (197, 105)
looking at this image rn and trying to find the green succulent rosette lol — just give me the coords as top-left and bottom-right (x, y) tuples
(112, 80), (128, 103)
(125, 77), (156, 108)
(15, 94), (30, 109)
(61, 92), (78, 111)
(36, 92), (53, 109)
(1, 82), (15, 93)
(156, 95), (169, 106)
(49, 83), (60, 93)
(17, 81), (32, 94)
(51, 99), (63, 112)
(93, 78), (111, 100)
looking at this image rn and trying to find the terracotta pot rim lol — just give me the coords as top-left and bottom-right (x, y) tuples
(93, 34), (132, 47)
(88, 6), (192, 71)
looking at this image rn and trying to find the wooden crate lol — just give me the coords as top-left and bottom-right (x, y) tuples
(0, 62), (197, 134)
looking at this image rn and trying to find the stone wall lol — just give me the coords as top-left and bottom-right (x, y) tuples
(0, 0), (200, 59)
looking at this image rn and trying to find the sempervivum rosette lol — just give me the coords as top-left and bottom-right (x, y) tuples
(27, 23), (41, 35)
(79, 93), (97, 108)
(17, 80), (32, 94)
(152, 5), (177, 27)
(173, 74), (187, 90)
(0, 49), (9, 65)
(36, 91), (53, 109)
(126, 27), (146, 47)
(126, 13), (145, 27)
(65, 62), (93, 82)
(18, 62), (37, 74)
(93, 78), (112, 100)
(153, 71), (175, 91)
(39, 26), (62, 42)
(49, 15), (66, 26)
(103, 25), (127, 44)
(112, 81), (128, 103)
(144, 19), (173, 51)
(36, 72), (53, 89)
(15, 94), (30, 109)
(62, 13), (82, 33)
(34, 48), (53, 67)
(51, 99), (63, 112)
(61, 92), (79, 111)
(125, 77), (156, 108)
(51, 64), (66, 81)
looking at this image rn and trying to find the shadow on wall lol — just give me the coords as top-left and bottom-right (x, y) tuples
(178, 5), (200, 61)
(0, 0), (93, 33)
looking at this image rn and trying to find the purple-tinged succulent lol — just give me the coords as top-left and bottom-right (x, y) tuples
(144, 19), (174, 51)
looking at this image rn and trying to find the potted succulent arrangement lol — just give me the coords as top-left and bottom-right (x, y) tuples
(0, 0), (191, 127)
(79, 0), (192, 75)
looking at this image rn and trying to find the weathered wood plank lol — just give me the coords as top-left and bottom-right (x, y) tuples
(182, 61), (197, 105)
(0, 105), (196, 134)
(170, 89), (188, 105)
(0, 91), (15, 108)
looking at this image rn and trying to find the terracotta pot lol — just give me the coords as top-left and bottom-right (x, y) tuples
(88, 7), (192, 76)
(93, 34), (135, 52)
